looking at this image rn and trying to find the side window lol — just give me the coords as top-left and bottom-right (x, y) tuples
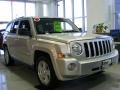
(10, 21), (19, 34)
(18, 20), (31, 36)
(19, 20), (30, 30)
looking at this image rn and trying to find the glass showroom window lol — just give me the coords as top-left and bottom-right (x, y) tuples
(43, 4), (48, 16)
(58, 1), (64, 17)
(84, 0), (87, 17)
(74, 0), (83, 18)
(26, 3), (35, 17)
(84, 0), (87, 31)
(85, 17), (87, 31)
(74, 0), (83, 29)
(0, 23), (7, 30)
(57, 0), (87, 31)
(0, 1), (12, 21)
(12, 1), (25, 19)
(65, 0), (72, 20)
(74, 18), (83, 29)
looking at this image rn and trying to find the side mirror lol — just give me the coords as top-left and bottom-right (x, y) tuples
(79, 28), (82, 32)
(18, 28), (32, 37)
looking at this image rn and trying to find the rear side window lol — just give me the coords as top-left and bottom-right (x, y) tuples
(10, 21), (19, 34)
(19, 20), (30, 30)
(18, 20), (31, 36)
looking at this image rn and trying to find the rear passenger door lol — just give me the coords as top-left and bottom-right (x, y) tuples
(16, 19), (32, 64)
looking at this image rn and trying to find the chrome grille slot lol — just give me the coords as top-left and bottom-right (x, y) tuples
(106, 40), (109, 53)
(84, 40), (112, 58)
(89, 42), (94, 57)
(108, 40), (111, 52)
(94, 42), (99, 56)
(102, 41), (106, 54)
(84, 43), (89, 57)
(99, 41), (103, 55)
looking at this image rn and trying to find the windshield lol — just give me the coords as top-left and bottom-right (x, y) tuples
(33, 18), (80, 34)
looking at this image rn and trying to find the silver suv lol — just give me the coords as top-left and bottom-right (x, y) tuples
(3, 17), (118, 88)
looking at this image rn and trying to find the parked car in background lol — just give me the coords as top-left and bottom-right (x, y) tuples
(0, 29), (5, 49)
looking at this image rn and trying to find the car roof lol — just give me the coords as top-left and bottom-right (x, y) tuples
(7, 16), (68, 25)
(15, 16), (67, 20)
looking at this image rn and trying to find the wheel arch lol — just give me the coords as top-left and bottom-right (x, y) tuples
(34, 50), (51, 66)
(33, 49), (62, 80)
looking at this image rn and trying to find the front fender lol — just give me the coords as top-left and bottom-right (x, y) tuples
(32, 45), (64, 80)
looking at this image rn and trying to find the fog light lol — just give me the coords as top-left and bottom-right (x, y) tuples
(67, 63), (77, 71)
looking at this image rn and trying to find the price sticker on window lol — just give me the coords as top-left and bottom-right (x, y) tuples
(33, 17), (40, 22)
(54, 21), (62, 33)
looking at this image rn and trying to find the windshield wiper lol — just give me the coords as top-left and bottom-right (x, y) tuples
(63, 30), (79, 33)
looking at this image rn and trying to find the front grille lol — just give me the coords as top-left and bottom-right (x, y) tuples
(84, 40), (112, 57)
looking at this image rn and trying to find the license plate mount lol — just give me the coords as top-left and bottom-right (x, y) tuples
(102, 59), (112, 69)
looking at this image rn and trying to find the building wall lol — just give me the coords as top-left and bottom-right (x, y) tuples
(87, 0), (115, 33)
(35, 2), (43, 16)
(115, 0), (120, 29)
(35, 0), (57, 17)
(48, 1), (57, 17)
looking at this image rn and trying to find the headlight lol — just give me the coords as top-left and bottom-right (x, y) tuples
(72, 43), (82, 55)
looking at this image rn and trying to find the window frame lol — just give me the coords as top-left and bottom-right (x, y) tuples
(10, 20), (20, 34)
(5, 22), (13, 33)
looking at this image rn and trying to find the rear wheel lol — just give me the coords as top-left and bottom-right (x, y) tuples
(36, 56), (58, 89)
(4, 47), (14, 66)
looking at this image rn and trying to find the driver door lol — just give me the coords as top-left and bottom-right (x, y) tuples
(15, 19), (32, 64)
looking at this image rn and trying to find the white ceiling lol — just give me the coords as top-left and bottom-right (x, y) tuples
(27, 0), (53, 3)
(2, 0), (53, 3)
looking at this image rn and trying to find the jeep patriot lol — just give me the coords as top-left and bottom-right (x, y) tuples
(3, 17), (118, 88)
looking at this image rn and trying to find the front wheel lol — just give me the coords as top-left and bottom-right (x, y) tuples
(4, 47), (14, 66)
(36, 56), (58, 89)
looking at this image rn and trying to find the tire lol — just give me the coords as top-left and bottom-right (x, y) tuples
(4, 46), (14, 66)
(36, 56), (58, 89)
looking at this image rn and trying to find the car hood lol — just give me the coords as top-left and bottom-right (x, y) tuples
(36, 33), (110, 43)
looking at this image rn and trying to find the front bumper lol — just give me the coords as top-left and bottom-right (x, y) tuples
(56, 50), (118, 80)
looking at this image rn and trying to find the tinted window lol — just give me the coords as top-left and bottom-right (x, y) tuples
(19, 20), (30, 30)
(18, 20), (31, 36)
